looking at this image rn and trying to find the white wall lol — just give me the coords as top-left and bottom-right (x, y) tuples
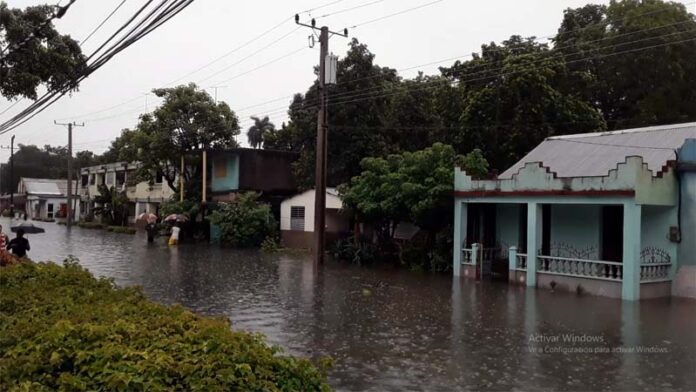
(280, 190), (342, 232)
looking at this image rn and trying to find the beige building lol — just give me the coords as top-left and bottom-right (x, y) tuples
(80, 162), (175, 223)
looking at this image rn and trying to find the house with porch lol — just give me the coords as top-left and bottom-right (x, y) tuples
(453, 122), (696, 301)
(18, 178), (79, 220)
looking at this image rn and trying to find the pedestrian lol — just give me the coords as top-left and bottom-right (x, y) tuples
(7, 228), (30, 258)
(168, 222), (180, 246)
(146, 222), (157, 243)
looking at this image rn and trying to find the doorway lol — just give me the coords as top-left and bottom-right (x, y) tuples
(601, 206), (623, 262)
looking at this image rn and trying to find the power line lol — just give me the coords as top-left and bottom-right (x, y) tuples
(316, 0), (386, 19)
(350, 0), (444, 29)
(80, 0), (128, 46)
(240, 32), (696, 123)
(197, 27), (302, 85)
(236, 3), (695, 117)
(163, 17), (293, 86)
(0, 0), (195, 135)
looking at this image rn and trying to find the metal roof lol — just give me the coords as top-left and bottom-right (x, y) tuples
(21, 178), (76, 197)
(499, 122), (696, 179)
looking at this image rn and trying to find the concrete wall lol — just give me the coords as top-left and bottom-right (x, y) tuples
(550, 205), (601, 259)
(211, 154), (239, 192)
(280, 190), (343, 232)
(641, 205), (678, 264)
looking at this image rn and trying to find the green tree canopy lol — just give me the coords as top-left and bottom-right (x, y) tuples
(339, 143), (488, 241)
(103, 84), (240, 195)
(0, 2), (85, 100)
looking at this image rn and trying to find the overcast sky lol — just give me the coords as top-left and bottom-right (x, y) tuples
(3, 0), (690, 162)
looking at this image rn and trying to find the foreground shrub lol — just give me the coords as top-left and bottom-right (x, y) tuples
(0, 261), (331, 391)
(77, 221), (105, 230)
(209, 192), (277, 248)
(107, 226), (137, 235)
(330, 238), (379, 266)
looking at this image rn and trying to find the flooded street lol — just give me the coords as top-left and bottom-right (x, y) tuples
(13, 218), (696, 391)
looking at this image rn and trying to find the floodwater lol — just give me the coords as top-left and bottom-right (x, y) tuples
(8, 218), (696, 391)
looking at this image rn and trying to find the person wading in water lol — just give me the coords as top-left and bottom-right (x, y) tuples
(7, 229), (30, 258)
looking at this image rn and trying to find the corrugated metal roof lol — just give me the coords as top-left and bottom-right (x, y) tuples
(500, 122), (696, 179)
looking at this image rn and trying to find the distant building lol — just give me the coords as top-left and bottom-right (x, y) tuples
(453, 122), (696, 301)
(80, 162), (175, 223)
(279, 188), (350, 249)
(209, 148), (299, 215)
(18, 178), (79, 220)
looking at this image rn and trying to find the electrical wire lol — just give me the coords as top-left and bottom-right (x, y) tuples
(349, 0), (444, 29)
(0, 0), (195, 135)
(316, 0), (386, 19)
(197, 26), (302, 85)
(80, 0), (128, 46)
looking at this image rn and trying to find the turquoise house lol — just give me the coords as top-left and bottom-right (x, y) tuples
(453, 122), (696, 301)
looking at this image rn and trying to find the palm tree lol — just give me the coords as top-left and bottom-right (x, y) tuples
(246, 116), (275, 149)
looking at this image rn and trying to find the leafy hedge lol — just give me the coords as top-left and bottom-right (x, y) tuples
(106, 226), (137, 235)
(0, 261), (331, 391)
(77, 221), (105, 230)
(209, 192), (277, 248)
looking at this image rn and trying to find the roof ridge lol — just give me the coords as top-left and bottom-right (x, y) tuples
(547, 122), (696, 140)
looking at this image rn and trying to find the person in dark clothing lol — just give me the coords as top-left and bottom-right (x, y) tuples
(7, 229), (30, 258)
(145, 222), (157, 243)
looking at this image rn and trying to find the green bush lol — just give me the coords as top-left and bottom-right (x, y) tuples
(77, 221), (105, 230)
(209, 193), (277, 248)
(330, 238), (379, 266)
(0, 209), (11, 217)
(107, 226), (137, 235)
(0, 261), (331, 391)
(160, 199), (200, 219)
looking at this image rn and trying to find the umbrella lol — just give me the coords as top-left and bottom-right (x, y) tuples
(11, 222), (45, 234)
(164, 214), (189, 222)
(136, 212), (158, 223)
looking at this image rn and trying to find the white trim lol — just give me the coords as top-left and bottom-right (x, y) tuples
(547, 122), (696, 140)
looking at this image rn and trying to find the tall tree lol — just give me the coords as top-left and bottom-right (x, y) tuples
(246, 116), (274, 149)
(265, 39), (400, 188)
(555, 0), (696, 129)
(441, 36), (606, 171)
(0, 2), (85, 100)
(106, 84), (240, 196)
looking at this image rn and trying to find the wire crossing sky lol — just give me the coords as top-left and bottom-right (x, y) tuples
(1, 0), (693, 159)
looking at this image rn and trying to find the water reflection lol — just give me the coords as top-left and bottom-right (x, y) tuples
(12, 218), (696, 391)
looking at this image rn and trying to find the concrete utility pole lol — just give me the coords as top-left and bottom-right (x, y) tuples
(55, 121), (85, 227)
(295, 14), (347, 266)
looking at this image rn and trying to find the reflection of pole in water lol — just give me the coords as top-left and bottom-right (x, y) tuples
(619, 303), (640, 390)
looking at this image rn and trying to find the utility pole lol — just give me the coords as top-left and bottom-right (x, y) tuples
(10, 135), (14, 217)
(208, 85), (227, 104)
(295, 14), (347, 266)
(55, 121), (85, 227)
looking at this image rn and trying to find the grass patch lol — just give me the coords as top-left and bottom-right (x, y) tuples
(0, 261), (332, 391)
(106, 226), (137, 235)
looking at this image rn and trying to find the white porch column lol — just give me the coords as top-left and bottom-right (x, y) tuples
(453, 199), (467, 276)
(509, 246), (517, 271)
(622, 202), (642, 301)
(526, 202), (542, 287)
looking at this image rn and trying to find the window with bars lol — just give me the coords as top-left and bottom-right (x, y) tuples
(290, 206), (305, 231)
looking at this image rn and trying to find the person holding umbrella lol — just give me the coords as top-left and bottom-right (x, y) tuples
(7, 228), (30, 258)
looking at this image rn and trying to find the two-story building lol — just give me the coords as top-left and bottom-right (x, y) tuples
(208, 148), (299, 215)
(80, 162), (175, 223)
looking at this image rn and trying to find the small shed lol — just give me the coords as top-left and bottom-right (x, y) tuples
(280, 188), (350, 249)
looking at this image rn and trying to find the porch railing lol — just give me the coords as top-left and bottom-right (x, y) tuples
(462, 248), (475, 265)
(461, 244), (500, 266)
(640, 263), (671, 283)
(537, 255), (623, 281)
(516, 253), (527, 271)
